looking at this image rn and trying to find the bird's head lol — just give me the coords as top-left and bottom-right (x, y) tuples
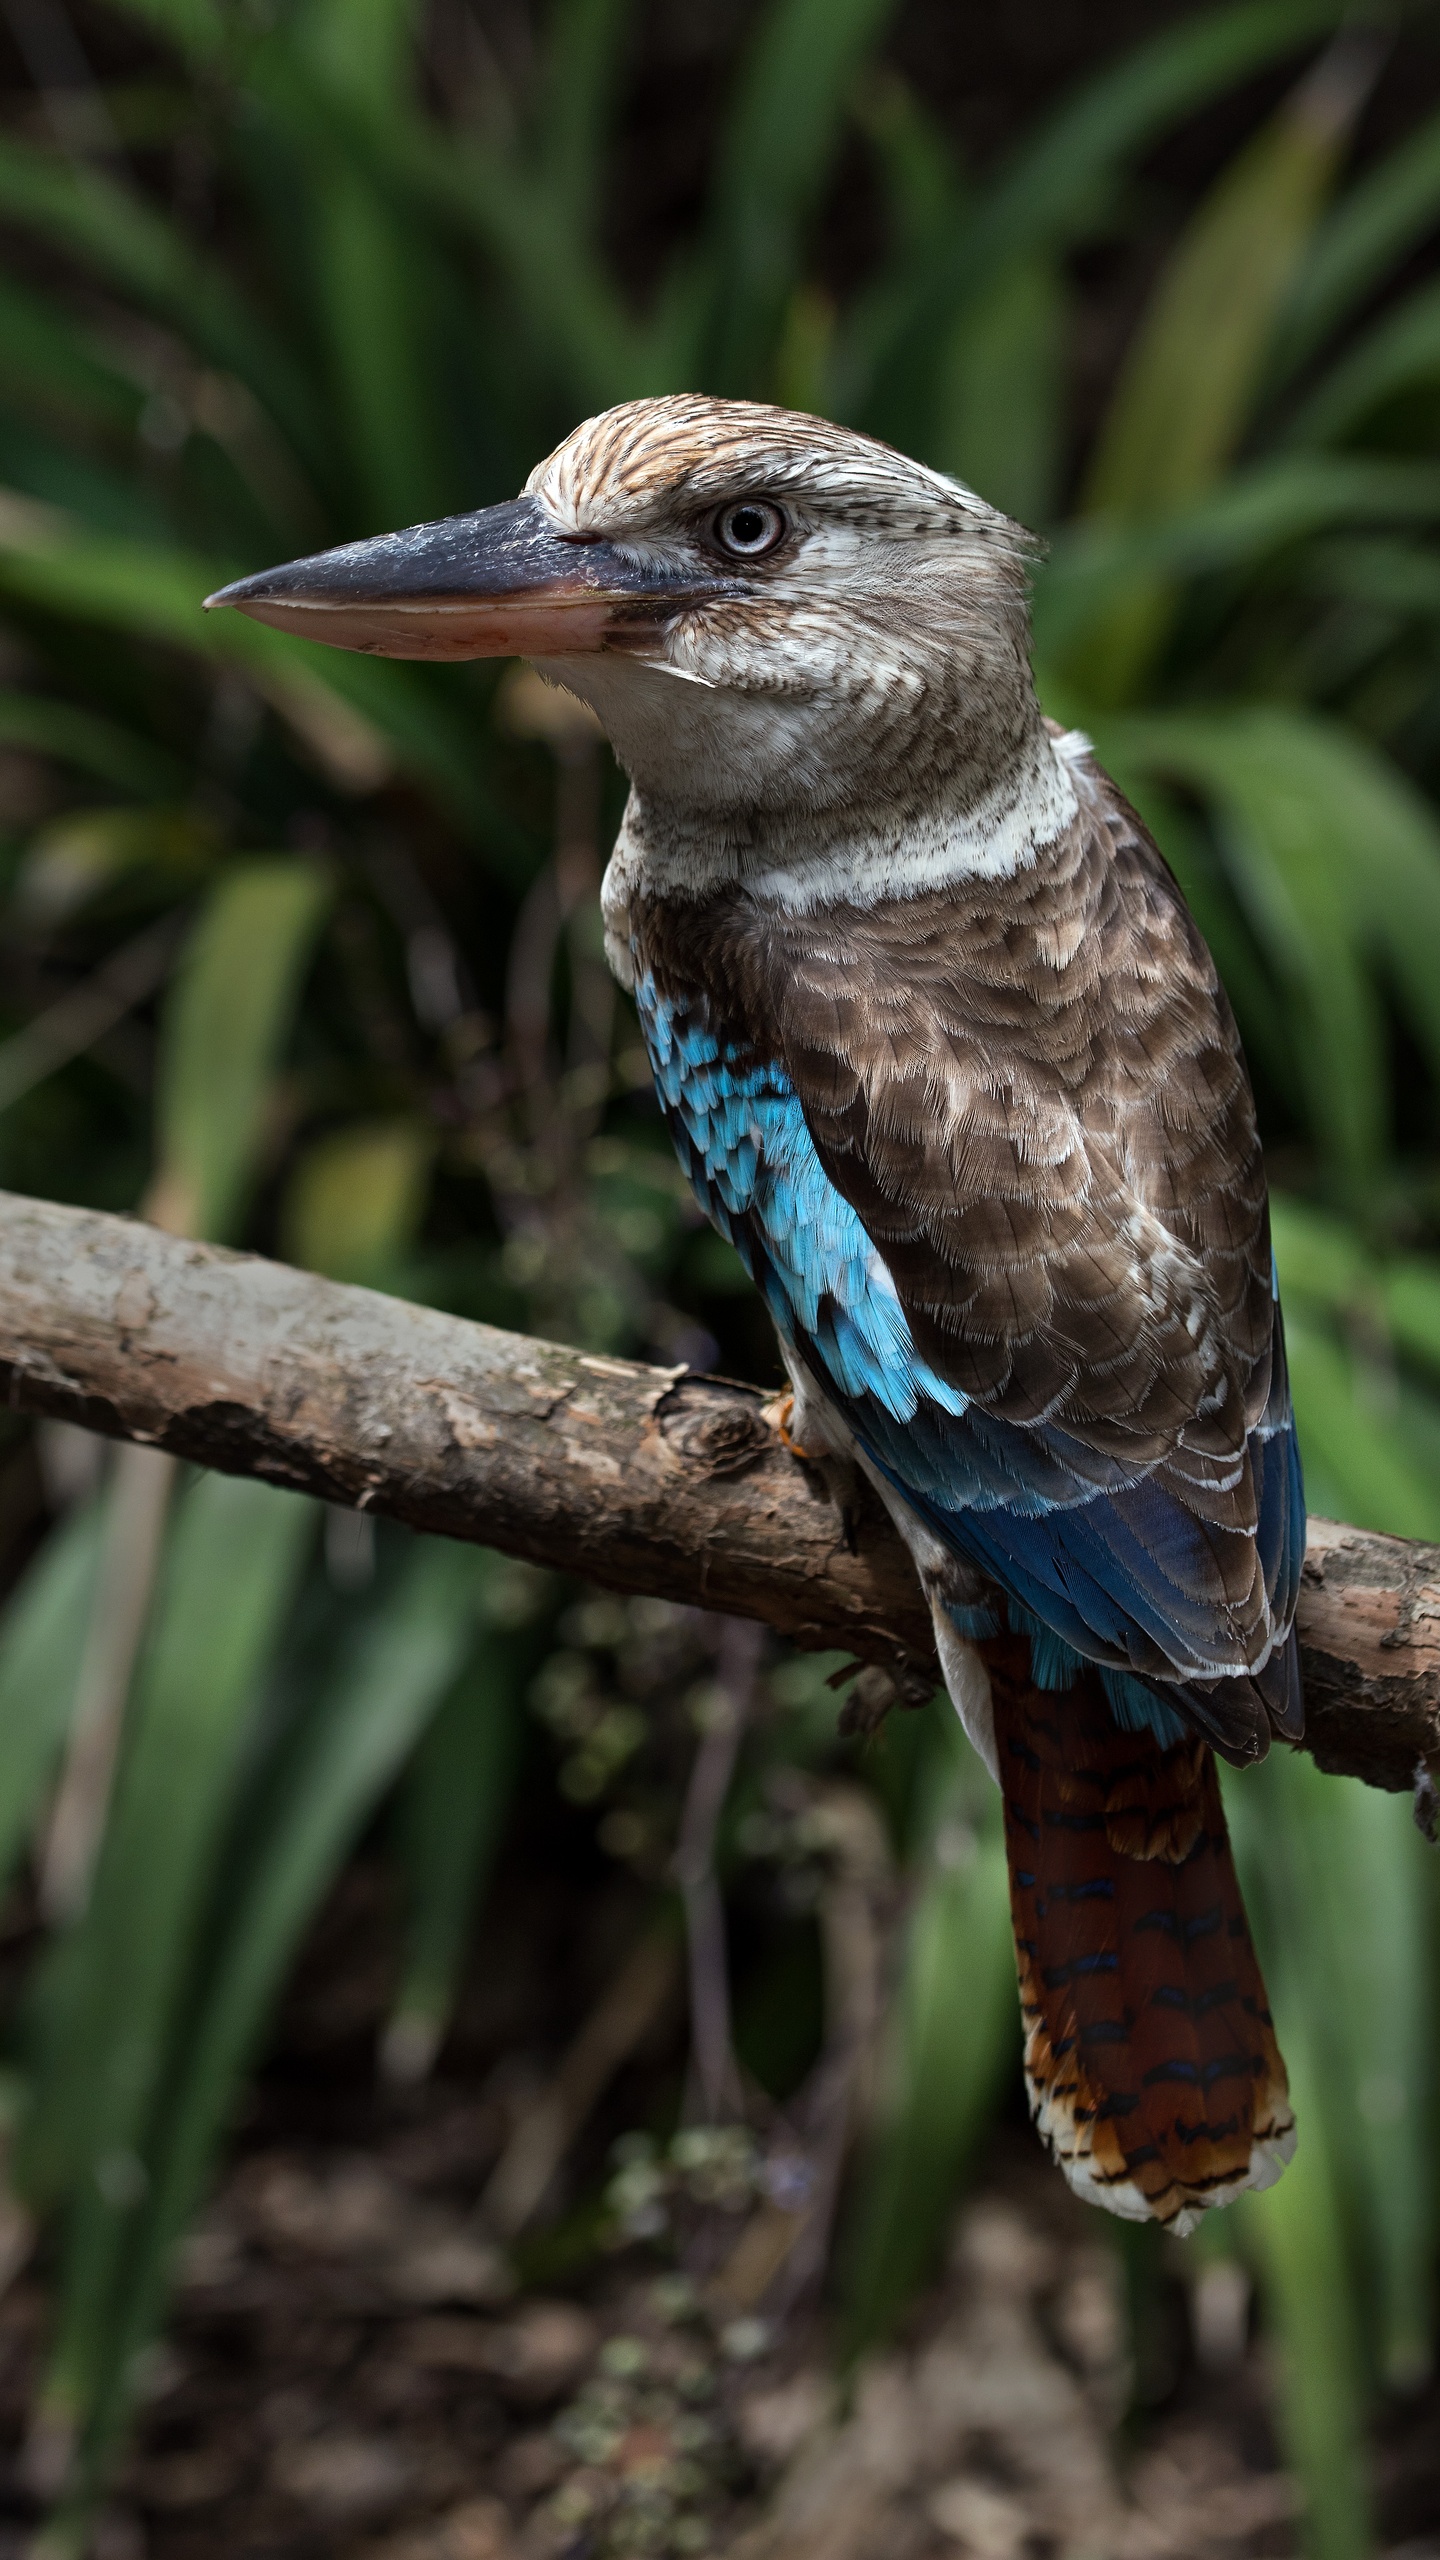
(209, 395), (1062, 869)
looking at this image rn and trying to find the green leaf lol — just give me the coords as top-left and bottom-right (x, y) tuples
(853, 70), (960, 270)
(310, 163), (452, 528)
(1235, 2031), (1374, 2560)
(0, 508), (500, 823)
(14, 806), (214, 927)
(283, 1), (453, 528)
(1274, 105), (1440, 383)
(1096, 711), (1381, 1183)
(293, 0), (417, 110)
(1228, 1743), (1428, 2552)
(1269, 1192), (1372, 1312)
(984, 0), (1352, 269)
(65, 1536), (493, 2491)
(1299, 533), (1440, 628)
(1289, 274), (1440, 447)
(1223, 1758), (1376, 2560)
(1079, 55), (1359, 697)
(281, 1119), (435, 1287)
(536, 0), (637, 236)
(702, 0), (902, 393)
(929, 251), (1066, 526)
(1379, 1257), (1440, 1383)
(27, 1478), (311, 2473)
(771, 285), (839, 422)
(19, 1475), (313, 2221)
(1100, 707), (1440, 1190)
(829, 74), (964, 433)
(0, 137), (320, 471)
(1284, 1308), (1440, 1540)
(0, 1504), (106, 1904)
(352, 91), (646, 412)
(1266, 1197), (1440, 1536)
(1298, 1770), (1434, 2389)
(858, 0), (1353, 445)
(104, 0), (229, 62)
(838, 1711), (1015, 2354)
(383, 1618), (526, 2081)
(1035, 455), (1440, 667)
(0, 276), (142, 439)
(1271, 1195), (1440, 1452)
(0, 695), (176, 798)
(154, 859), (329, 1243)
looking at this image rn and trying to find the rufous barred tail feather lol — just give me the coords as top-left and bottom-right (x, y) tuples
(206, 392), (1304, 2226)
(986, 1640), (1293, 2230)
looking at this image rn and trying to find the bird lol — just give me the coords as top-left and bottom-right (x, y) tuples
(209, 393), (1303, 2233)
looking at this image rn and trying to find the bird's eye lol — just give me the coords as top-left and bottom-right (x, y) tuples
(713, 499), (786, 559)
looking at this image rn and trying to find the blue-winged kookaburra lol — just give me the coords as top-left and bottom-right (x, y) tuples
(211, 395), (1303, 2231)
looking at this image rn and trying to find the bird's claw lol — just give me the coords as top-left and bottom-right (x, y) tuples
(772, 1390), (816, 1462)
(832, 1654), (937, 1739)
(766, 1391), (861, 1546)
(1415, 1754), (1440, 1845)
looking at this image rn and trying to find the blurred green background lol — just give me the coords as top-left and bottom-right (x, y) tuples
(3, 0), (1440, 2551)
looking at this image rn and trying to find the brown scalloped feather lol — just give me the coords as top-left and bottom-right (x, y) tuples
(983, 1636), (1295, 2230)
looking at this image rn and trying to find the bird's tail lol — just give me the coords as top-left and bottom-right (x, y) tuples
(985, 1636), (1295, 2233)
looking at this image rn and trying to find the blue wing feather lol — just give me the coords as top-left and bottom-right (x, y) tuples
(636, 971), (1303, 1710)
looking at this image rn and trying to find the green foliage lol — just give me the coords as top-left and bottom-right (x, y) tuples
(1101, 709), (1440, 1194)
(1, 1), (1440, 2542)
(0, 1507), (106, 1898)
(838, 1711), (1014, 2354)
(1228, 1747), (1435, 2560)
(1239, 2031), (1374, 2560)
(383, 1617), (528, 2084)
(155, 861), (330, 1239)
(703, 0), (902, 393)
(21, 1476), (314, 2431)
(1078, 60), (1357, 699)
(47, 1533), (503, 2513)
(282, 1116), (435, 1285)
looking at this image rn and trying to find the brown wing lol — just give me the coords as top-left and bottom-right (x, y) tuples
(648, 765), (1273, 1482)
(633, 759), (1290, 1674)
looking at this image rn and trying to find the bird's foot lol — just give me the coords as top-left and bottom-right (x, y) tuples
(771, 1390), (817, 1462)
(765, 1387), (863, 1549)
(832, 1654), (937, 1739)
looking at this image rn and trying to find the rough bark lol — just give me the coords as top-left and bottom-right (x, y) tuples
(0, 1190), (1435, 1794)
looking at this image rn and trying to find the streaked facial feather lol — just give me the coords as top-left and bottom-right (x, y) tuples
(522, 395), (1072, 895)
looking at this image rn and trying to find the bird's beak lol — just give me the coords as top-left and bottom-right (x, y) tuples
(204, 493), (728, 661)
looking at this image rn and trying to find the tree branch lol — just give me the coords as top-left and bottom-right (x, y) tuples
(0, 1190), (1434, 1795)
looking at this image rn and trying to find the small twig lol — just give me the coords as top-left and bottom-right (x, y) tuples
(477, 1923), (679, 2242)
(0, 0), (128, 163)
(0, 916), (183, 1116)
(677, 1617), (763, 2125)
(774, 1788), (893, 2310)
(707, 1783), (893, 2320)
(501, 670), (606, 1136)
(39, 1441), (175, 1921)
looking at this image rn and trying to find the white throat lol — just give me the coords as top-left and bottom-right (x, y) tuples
(589, 718), (1089, 988)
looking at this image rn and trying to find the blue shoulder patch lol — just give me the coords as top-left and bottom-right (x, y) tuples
(638, 970), (966, 1423)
